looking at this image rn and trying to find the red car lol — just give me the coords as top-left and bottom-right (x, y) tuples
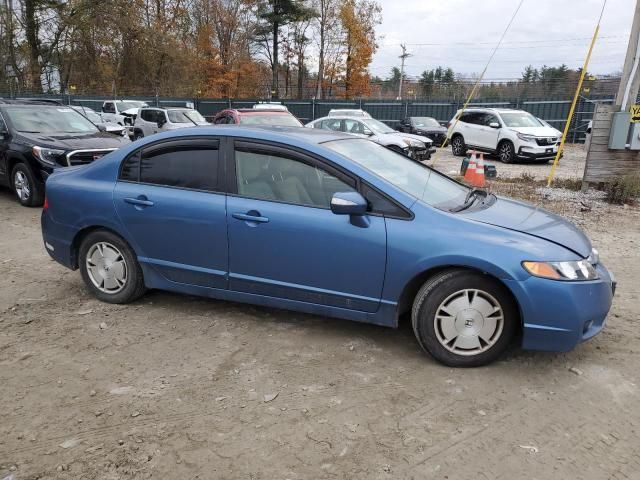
(212, 104), (304, 127)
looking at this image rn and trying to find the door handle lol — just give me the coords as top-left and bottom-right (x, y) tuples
(232, 212), (269, 223)
(124, 196), (154, 207)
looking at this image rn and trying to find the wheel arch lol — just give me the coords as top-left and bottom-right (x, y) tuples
(396, 265), (523, 331)
(70, 225), (135, 270)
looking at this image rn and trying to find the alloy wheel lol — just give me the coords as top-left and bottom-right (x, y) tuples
(499, 143), (513, 162)
(452, 137), (463, 155)
(86, 242), (128, 294)
(14, 171), (31, 202)
(433, 289), (504, 356)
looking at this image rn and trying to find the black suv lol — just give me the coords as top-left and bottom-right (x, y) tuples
(0, 100), (130, 207)
(397, 117), (448, 146)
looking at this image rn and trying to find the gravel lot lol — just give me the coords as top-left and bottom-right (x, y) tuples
(1, 145), (639, 479)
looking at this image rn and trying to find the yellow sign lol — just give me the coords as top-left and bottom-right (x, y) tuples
(631, 104), (640, 123)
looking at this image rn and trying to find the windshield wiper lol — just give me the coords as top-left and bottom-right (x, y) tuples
(450, 188), (487, 213)
(182, 112), (199, 126)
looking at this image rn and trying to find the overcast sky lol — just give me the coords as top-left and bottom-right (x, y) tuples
(370, 0), (635, 80)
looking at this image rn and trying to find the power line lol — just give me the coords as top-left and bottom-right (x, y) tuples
(395, 35), (626, 47)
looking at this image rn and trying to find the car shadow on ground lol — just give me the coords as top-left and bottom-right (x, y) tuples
(139, 288), (574, 372)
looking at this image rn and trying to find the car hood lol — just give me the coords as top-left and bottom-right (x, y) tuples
(461, 196), (591, 257)
(387, 132), (432, 145)
(121, 108), (140, 116)
(17, 131), (129, 151)
(415, 125), (447, 134)
(508, 126), (561, 137)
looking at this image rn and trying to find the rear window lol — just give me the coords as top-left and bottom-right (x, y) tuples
(239, 114), (302, 127)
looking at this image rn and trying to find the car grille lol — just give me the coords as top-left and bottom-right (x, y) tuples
(66, 149), (116, 166)
(535, 137), (559, 146)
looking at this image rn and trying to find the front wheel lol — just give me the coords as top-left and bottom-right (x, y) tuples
(451, 135), (467, 156)
(133, 130), (144, 141)
(12, 163), (44, 207)
(411, 269), (518, 367)
(79, 230), (146, 304)
(498, 141), (515, 164)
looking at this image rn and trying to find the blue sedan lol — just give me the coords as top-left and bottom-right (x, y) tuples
(41, 126), (615, 366)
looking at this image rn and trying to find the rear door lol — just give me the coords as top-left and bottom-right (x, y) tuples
(113, 137), (228, 288)
(225, 141), (387, 313)
(474, 113), (501, 150)
(458, 112), (484, 147)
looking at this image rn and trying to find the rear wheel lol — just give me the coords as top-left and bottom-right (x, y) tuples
(79, 230), (146, 304)
(498, 141), (515, 163)
(451, 135), (467, 156)
(12, 163), (44, 207)
(412, 269), (517, 367)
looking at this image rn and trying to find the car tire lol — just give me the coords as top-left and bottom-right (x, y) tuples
(411, 269), (518, 367)
(451, 135), (467, 156)
(79, 230), (146, 304)
(12, 163), (44, 207)
(133, 130), (144, 141)
(498, 141), (515, 164)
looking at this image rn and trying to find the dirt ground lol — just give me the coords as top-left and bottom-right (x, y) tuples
(1, 145), (640, 479)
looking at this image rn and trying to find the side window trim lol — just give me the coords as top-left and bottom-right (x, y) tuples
(118, 137), (223, 194)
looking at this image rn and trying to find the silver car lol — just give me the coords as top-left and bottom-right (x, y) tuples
(307, 116), (434, 160)
(70, 106), (128, 136)
(132, 107), (209, 140)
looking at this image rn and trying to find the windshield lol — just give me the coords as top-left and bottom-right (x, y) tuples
(412, 117), (440, 128)
(167, 109), (206, 123)
(324, 139), (468, 209)
(115, 101), (146, 112)
(76, 109), (102, 123)
(499, 111), (543, 128)
(239, 114), (303, 127)
(4, 107), (99, 134)
(362, 118), (395, 134)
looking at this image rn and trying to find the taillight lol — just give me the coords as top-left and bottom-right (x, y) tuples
(43, 197), (49, 210)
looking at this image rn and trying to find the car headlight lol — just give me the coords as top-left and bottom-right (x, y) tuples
(32, 146), (65, 166)
(403, 138), (425, 148)
(522, 260), (598, 281)
(516, 132), (537, 143)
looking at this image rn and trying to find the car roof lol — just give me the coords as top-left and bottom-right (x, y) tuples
(311, 116), (371, 121)
(224, 109), (294, 116)
(0, 99), (64, 106)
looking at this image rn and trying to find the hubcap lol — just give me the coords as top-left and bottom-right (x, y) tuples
(434, 289), (504, 356)
(86, 242), (127, 294)
(14, 171), (31, 201)
(453, 138), (462, 153)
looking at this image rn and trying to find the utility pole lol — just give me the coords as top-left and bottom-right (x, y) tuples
(616, 0), (640, 110)
(398, 44), (411, 100)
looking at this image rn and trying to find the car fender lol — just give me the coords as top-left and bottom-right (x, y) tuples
(376, 135), (405, 148)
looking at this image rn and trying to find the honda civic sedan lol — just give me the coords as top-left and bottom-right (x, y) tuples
(41, 126), (615, 366)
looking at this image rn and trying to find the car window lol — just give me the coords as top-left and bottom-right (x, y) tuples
(482, 114), (500, 126)
(235, 146), (355, 208)
(134, 140), (220, 191)
(103, 102), (115, 113)
(361, 183), (410, 218)
(320, 119), (342, 131)
(0, 115), (8, 132)
(140, 110), (152, 122)
(168, 109), (205, 123)
(459, 112), (485, 125)
(344, 119), (365, 134)
(238, 114), (302, 127)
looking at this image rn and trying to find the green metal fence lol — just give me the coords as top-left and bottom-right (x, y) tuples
(3, 93), (615, 143)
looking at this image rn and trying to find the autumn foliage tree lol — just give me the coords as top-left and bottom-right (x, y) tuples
(339, 0), (380, 98)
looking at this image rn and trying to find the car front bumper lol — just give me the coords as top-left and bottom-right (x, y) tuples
(517, 144), (563, 161)
(504, 262), (615, 352)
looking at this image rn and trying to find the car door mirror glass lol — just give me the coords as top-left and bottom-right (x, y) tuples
(96, 124), (106, 132)
(363, 128), (373, 136)
(489, 122), (501, 129)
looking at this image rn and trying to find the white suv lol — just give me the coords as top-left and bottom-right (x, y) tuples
(447, 108), (561, 163)
(132, 107), (208, 140)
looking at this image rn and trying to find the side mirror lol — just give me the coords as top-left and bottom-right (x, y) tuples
(363, 128), (374, 136)
(157, 118), (166, 128)
(331, 191), (369, 227)
(96, 124), (106, 132)
(489, 122), (501, 129)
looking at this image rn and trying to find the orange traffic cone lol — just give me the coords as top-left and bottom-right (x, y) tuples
(464, 152), (478, 185)
(474, 153), (486, 187)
